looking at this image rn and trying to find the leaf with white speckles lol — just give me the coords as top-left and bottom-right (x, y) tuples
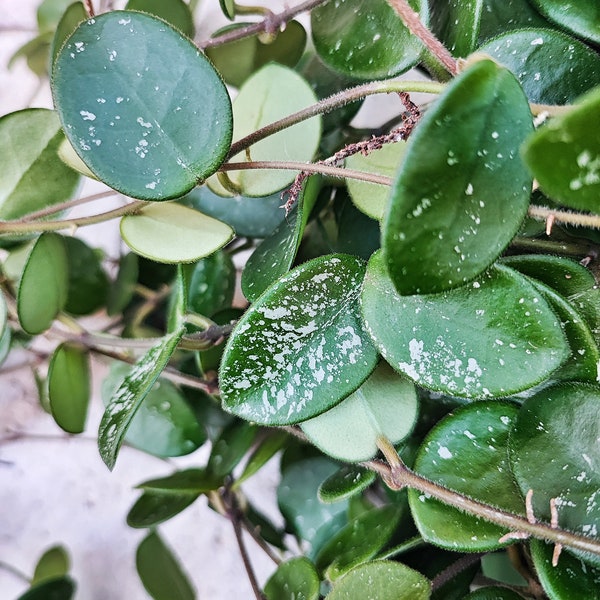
(220, 254), (379, 425)
(98, 327), (185, 470)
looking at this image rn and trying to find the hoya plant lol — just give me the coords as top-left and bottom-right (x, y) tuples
(2, 0), (600, 597)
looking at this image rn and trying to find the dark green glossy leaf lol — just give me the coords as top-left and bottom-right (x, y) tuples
(463, 587), (526, 600)
(383, 60), (533, 295)
(136, 531), (195, 600)
(333, 191), (381, 260)
(478, 29), (600, 105)
(98, 327), (185, 470)
(530, 539), (600, 600)
(509, 383), (600, 566)
(528, 0), (600, 44)
(264, 557), (320, 600)
(300, 362), (418, 462)
(315, 505), (402, 580)
(318, 465), (376, 504)
(127, 492), (198, 528)
(106, 252), (138, 316)
(522, 86), (600, 211)
(362, 253), (569, 398)
(101, 361), (206, 459)
(235, 430), (288, 487)
(18, 233), (68, 335)
(221, 254), (379, 425)
(311, 0), (427, 80)
(325, 560), (431, 600)
(137, 468), (222, 494)
(16, 577), (75, 600)
(52, 11), (232, 200)
(478, 0), (549, 42)
(480, 552), (527, 587)
(51, 2), (87, 67)
(431, 0), (483, 57)
(408, 401), (523, 550)
(207, 420), (257, 479)
(0, 109), (79, 220)
(125, 0), (194, 37)
(48, 343), (90, 433)
(32, 546), (70, 585)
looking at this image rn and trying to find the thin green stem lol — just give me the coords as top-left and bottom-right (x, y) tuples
(0, 561), (30, 584)
(17, 190), (118, 222)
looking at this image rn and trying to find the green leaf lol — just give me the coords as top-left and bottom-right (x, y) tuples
(315, 505), (402, 580)
(18, 233), (69, 335)
(120, 203), (234, 264)
(0, 109), (79, 220)
(106, 252), (138, 316)
(264, 557), (320, 600)
(127, 492), (198, 528)
(48, 343), (90, 433)
(528, 0), (600, 44)
(530, 539), (600, 600)
(210, 63), (321, 197)
(195, 307), (243, 376)
(16, 577), (75, 600)
(38, 0), (76, 31)
(522, 86), (600, 211)
(311, 0), (427, 80)
(8, 32), (53, 77)
(219, 0), (235, 20)
(52, 11), (232, 200)
(463, 587), (526, 600)
(477, 0), (550, 42)
(125, 0), (195, 37)
(137, 468), (222, 495)
(408, 401), (524, 550)
(318, 466), (376, 504)
(361, 253), (569, 398)
(98, 327), (185, 470)
(0, 292), (7, 340)
(509, 383), (600, 566)
(480, 552), (528, 587)
(383, 59), (533, 295)
(221, 254), (379, 425)
(136, 531), (195, 600)
(235, 430), (288, 487)
(51, 2), (87, 67)
(325, 560), (431, 600)
(101, 361), (206, 458)
(346, 142), (406, 220)
(207, 420), (257, 479)
(32, 546), (70, 585)
(430, 0), (483, 57)
(478, 29), (600, 104)
(301, 362), (418, 462)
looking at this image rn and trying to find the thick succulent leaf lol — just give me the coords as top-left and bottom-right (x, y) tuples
(528, 0), (600, 44)
(52, 11), (232, 200)
(478, 29), (600, 105)
(0, 109), (79, 220)
(136, 531), (195, 600)
(430, 0), (483, 57)
(509, 383), (600, 566)
(32, 546), (70, 585)
(48, 343), (90, 433)
(300, 362), (418, 462)
(220, 254), (379, 425)
(18, 233), (69, 335)
(127, 492), (198, 528)
(408, 401), (524, 550)
(521, 86), (600, 211)
(311, 0), (427, 80)
(325, 560), (431, 600)
(16, 577), (75, 600)
(361, 253), (569, 398)
(383, 59), (533, 295)
(98, 327), (185, 470)
(125, 0), (194, 37)
(318, 466), (376, 504)
(120, 203), (233, 264)
(264, 557), (320, 600)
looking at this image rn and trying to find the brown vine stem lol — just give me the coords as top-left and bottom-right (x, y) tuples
(386, 0), (457, 75)
(528, 204), (600, 230)
(374, 437), (600, 559)
(83, 0), (95, 17)
(17, 190), (119, 222)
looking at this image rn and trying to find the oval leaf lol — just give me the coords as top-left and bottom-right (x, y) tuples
(264, 557), (320, 600)
(32, 546), (70, 585)
(127, 492), (198, 528)
(52, 11), (232, 200)
(220, 254), (379, 425)
(464, 587), (526, 600)
(120, 203), (233, 264)
(528, 0), (600, 44)
(137, 468), (222, 495)
(318, 466), (376, 504)
(16, 577), (75, 600)
(51, 2), (87, 67)
(125, 0), (194, 37)
(431, 0), (483, 57)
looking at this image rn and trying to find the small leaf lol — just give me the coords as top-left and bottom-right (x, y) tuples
(219, 0), (235, 20)
(32, 546), (70, 585)
(106, 252), (138, 316)
(528, 0), (600, 44)
(207, 420), (257, 479)
(120, 203), (234, 264)
(236, 430), (288, 487)
(125, 0), (194, 37)
(301, 362), (418, 462)
(477, 0), (549, 42)
(431, 0), (483, 57)
(383, 59), (533, 295)
(48, 343), (90, 433)
(136, 531), (195, 600)
(18, 233), (69, 335)
(127, 492), (198, 528)
(522, 86), (600, 211)
(137, 468), (222, 495)
(264, 557), (320, 600)
(318, 466), (376, 504)
(98, 327), (185, 470)
(16, 577), (75, 600)
(52, 11), (232, 200)
(221, 254), (379, 425)
(463, 587), (526, 600)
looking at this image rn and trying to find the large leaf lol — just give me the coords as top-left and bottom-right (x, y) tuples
(0, 109), (79, 220)
(98, 327), (185, 470)
(522, 86), (600, 212)
(361, 252), (569, 398)
(125, 0), (194, 37)
(383, 59), (533, 295)
(528, 0), (600, 44)
(52, 11), (232, 200)
(220, 254), (379, 425)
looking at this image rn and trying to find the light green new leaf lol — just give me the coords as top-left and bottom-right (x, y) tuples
(383, 59), (533, 295)
(32, 546), (70, 585)
(98, 327), (185, 470)
(528, 0), (600, 44)
(264, 558), (320, 600)
(220, 254), (379, 425)
(120, 203), (233, 264)
(52, 11), (232, 200)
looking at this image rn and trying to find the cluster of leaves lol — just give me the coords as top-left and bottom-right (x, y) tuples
(3, 0), (600, 598)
